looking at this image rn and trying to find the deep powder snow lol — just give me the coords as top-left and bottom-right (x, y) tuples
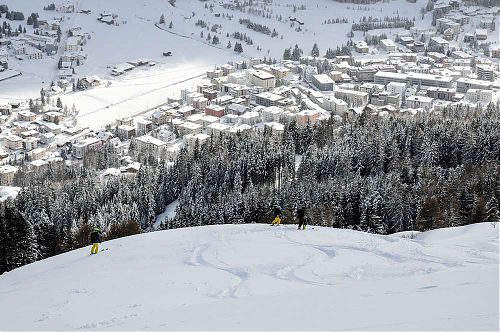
(0, 223), (498, 330)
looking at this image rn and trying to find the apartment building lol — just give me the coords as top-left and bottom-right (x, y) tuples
(134, 135), (167, 155)
(73, 137), (102, 159)
(406, 95), (434, 109)
(334, 89), (369, 108)
(254, 92), (284, 107)
(323, 96), (349, 114)
(476, 64), (494, 82)
(311, 74), (334, 91)
(456, 78), (493, 93)
(252, 70), (276, 89)
(465, 89), (493, 105)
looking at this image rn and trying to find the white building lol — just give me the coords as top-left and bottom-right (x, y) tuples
(386, 82), (407, 95)
(178, 122), (203, 136)
(428, 37), (449, 52)
(200, 115), (219, 128)
(303, 65), (318, 82)
(374, 71), (408, 85)
(240, 111), (260, 125)
(65, 36), (82, 52)
(407, 73), (453, 88)
(252, 70), (276, 89)
(476, 64), (494, 82)
(380, 39), (396, 52)
(4, 135), (23, 150)
(254, 92), (284, 107)
(354, 41), (369, 53)
(475, 29), (488, 41)
(227, 71), (248, 85)
(406, 95), (433, 109)
(136, 119), (153, 136)
(263, 122), (285, 136)
(334, 89), (369, 108)
(261, 106), (283, 122)
(465, 89), (492, 106)
(134, 135), (167, 154)
(311, 74), (334, 91)
(0, 165), (17, 185)
(228, 124), (252, 135)
(206, 123), (230, 137)
(456, 78), (493, 93)
(156, 127), (176, 143)
(73, 137), (102, 159)
(323, 96), (348, 114)
(25, 46), (44, 60)
(40, 132), (55, 145)
(12, 42), (26, 55)
(183, 133), (210, 150)
(23, 137), (38, 151)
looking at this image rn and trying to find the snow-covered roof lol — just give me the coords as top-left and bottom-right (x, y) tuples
(264, 122), (285, 131)
(180, 122), (203, 130)
(312, 74), (334, 85)
(0, 186), (20, 202)
(407, 95), (433, 103)
(30, 160), (48, 167)
(113, 63), (135, 72)
(252, 70), (275, 80)
(380, 39), (395, 47)
(0, 165), (17, 174)
(74, 137), (100, 148)
(255, 92), (284, 101)
(207, 123), (230, 131)
(102, 168), (121, 177)
(135, 135), (166, 147)
(430, 37), (449, 44)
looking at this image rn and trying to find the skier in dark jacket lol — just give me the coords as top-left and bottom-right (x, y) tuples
(90, 227), (101, 254)
(271, 205), (283, 225)
(297, 207), (306, 230)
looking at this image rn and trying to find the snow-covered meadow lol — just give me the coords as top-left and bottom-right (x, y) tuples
(0, 223), (498, 330)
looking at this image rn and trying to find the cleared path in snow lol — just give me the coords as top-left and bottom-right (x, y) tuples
(77, 73), (206, 118)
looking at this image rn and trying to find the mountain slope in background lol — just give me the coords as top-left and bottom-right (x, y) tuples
(0, 223), (498, 330)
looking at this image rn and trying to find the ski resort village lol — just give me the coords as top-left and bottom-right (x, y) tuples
(0, 0), (499, 330)
(0, 0), (499, 190)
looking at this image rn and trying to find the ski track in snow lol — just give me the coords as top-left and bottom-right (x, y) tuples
(0, 223), (498, 330)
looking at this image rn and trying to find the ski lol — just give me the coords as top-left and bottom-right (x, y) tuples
(90, 248), (108, 255)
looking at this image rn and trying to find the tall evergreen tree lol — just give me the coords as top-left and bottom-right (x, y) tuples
(0, 201), (37, 273)
(311, 43), (320, 57)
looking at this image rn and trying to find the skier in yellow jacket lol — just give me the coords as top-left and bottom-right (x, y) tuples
(271, 205), (283, 225)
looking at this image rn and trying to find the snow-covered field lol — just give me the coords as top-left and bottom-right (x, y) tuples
(0, 223), (498, 330)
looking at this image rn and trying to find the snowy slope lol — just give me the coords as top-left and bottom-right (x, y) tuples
(0, 223), (498, 330)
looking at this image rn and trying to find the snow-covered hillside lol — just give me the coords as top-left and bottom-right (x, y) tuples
(0, 223), (498, 330)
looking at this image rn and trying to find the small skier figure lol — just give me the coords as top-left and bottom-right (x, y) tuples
(297, 207), (307, 230)
(90, 227), (101, 254)
(271, 205), (283, 226)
